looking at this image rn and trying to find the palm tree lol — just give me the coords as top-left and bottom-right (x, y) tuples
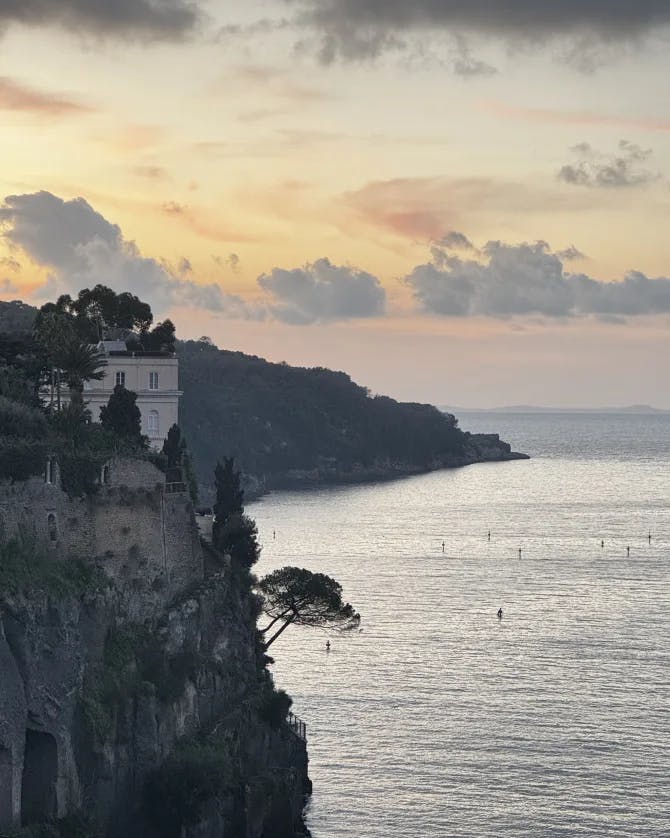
(57, 338), (106, 406)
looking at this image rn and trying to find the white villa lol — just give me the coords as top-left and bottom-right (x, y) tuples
(84, 340), (181, 448)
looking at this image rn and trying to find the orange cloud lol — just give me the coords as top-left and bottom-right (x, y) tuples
(0, 76), (93, 116)
(343, 176), (567, 242)
(480, 101), (670, 132)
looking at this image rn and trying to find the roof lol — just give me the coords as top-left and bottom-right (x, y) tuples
(98, 340), (128, 353)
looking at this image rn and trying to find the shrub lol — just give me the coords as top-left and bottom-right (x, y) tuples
(59, 454), (103, 497)
(0, 396), (47, 439)
(0, 540), (106, 600)
(142, 739), (233, 837)
(258, 686), (293, 729)
(0, 438), (48, 482)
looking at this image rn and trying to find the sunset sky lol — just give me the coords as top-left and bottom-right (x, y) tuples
(1, 1), (669, 407)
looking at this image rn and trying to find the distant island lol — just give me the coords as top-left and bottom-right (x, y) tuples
(442, 404), (670, 415)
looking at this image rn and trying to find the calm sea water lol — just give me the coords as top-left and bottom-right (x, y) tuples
(249, 413), (670, 837)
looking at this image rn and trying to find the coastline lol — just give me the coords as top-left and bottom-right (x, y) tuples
(243, 433), (529, 500)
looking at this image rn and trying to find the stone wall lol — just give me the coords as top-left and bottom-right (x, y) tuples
(0, 457), (203, 619)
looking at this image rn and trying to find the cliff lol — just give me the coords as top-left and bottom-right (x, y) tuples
(0, 459), (310, 838)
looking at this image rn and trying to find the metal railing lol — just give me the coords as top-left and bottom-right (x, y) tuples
(286, 711), (307, 741)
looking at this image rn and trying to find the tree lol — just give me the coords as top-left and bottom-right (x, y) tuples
(212, 458), (244, 534)
(100, 385), (143, 443)
(162, 424), (182, 469)
(258, 567), (360, 649)
(57, 337), (106, 400)
(141, 319), (176, 353)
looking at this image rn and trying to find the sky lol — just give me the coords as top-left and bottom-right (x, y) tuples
(0, 0), (669, 408)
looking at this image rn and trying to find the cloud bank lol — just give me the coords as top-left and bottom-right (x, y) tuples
(558, 140), (660, 188)
(289, 0), (670, 61)
(0, 191), (252, 317)
(258, 257), (386, 324)
(0, 0), (199, 41)
(406, 240), (670, 319)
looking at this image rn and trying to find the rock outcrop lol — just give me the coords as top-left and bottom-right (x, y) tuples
(0, 460), (310, 838)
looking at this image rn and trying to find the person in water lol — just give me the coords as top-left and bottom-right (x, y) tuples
(497, 608), (503, 619)
(325, 641), (331, 652)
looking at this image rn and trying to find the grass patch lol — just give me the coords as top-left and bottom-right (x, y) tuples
(0, 539), (107, 600)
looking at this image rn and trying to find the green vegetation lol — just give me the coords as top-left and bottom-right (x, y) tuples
(142, 737), (235, 838)
(81, 624), (201, 743)
(0, 539), (106, 600)
(212, 458), (259, 567)
(7, 812), (99, 838)
(178, 338), (467, 495)
(258, 566), (360, 649)
(99, 384), (142, 442)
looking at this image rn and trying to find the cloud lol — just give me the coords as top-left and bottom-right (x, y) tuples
(0, 0), (200, 41)
(0, 256), (20, 272)
(557, 245), (586, 261)
(133, 165), (169, 180)
(287, 0), (670, 62)
(344, 176), (592, 241)
(406, 239), (670, 319)
(0, 76), (93, 116)
(558, 140), (660, 188)
(480, 101), (670, 133)
(0, 191), (253, 318)
(257, 257), (386, 324)
(436, 231), (475, 251)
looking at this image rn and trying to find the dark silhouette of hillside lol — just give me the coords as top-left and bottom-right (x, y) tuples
(178, 339), (477, 497)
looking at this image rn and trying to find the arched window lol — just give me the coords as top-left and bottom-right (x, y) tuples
(47, 513), (58, 543)
(101, 465), (110, 485)
(148, 410), (160, 435)
(45, 458), (53, 484)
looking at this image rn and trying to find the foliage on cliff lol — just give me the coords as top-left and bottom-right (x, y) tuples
(178, 338), (466, 490)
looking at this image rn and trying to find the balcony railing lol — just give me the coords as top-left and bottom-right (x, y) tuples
(286, 711), (307, 741)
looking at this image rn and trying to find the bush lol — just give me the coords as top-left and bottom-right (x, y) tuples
(0, 438), (48, 482)
(59, 454), (104, 497)
(143, 739), (233, 837)
(0, 396), (47, 439)
(258, 686), (292, 729)
(7, 811), (98, 838)
(0, 539), (106, 600)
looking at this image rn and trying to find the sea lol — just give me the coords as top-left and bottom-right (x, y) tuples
(248, 412), (670, 838)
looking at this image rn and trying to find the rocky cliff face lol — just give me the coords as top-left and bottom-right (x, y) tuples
(0, 464), (310, 838)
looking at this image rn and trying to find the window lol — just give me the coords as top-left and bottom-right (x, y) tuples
(149, 371), (159, 390)
(148, 410), (160, 435)
(47, 513), (58, 543)
(115, 371), (126, 387)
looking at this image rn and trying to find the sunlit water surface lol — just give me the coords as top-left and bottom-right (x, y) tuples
(249, 413), (670, 837)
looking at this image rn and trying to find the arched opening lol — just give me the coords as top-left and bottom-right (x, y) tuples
(21, 730), (58, 826)
(45, 458), (53, 484)
(47, 513), (58, 544)
(101, 464), (110, 485)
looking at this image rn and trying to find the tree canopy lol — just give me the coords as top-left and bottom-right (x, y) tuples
(100, 385), (143, 442)
(258, 566), (360, 649)
(212, 457), (257, 566)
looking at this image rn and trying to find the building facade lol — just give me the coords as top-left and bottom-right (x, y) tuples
(84, 341), (181, 448)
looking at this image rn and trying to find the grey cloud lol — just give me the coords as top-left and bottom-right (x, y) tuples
(257, 257), (386, 324)
(436, 231), (474, 251)
(288, 0), (670, 62)
(0, 191), (253, 318)
(406, 239), (670, 319)
(557, 245), (586, 261)
(558, 140), (660, 188)
(0, 0), (199, 41)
